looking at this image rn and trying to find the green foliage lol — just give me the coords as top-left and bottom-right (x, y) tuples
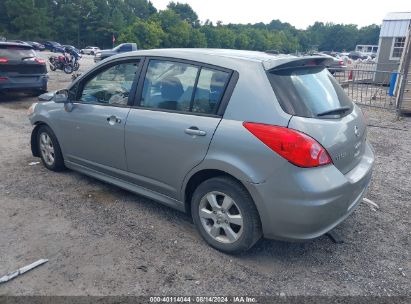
(0, 0), (380, 52)
(118, 18), (164, 49)
(167, 1), (199, 27)
(3, 0), (51, 40)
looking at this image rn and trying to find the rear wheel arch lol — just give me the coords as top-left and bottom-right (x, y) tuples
(189, 174), (263, 253)
(184, 169), (260, 219)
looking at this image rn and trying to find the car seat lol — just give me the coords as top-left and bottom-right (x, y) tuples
(158, 76), (184, 110)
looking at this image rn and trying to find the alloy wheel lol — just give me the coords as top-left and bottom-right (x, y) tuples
(39, 132), (55, 166)
(198, 191), (243, 244)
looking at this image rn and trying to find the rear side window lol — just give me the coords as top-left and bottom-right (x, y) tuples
(0, 46), (36, 60)
(142, 60), (199, 111)
(140, 59), (230, 114)
(140, 59), (230, 115)
(192, 68), (229, 114)
(267, 66), (353, 118)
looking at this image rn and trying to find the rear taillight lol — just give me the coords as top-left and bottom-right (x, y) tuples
(243, 122), (332, 168)
(0, 57), (8, 64)
(35, 58), (46, 64)
(338, 60), (344, 66)
(0, 77), (8, 81)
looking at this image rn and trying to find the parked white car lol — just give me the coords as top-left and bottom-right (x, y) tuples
(80, 46), (100, 55)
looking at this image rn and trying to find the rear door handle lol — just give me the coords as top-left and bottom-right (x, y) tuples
(185, 127), (206, 136)
(107, 115), (121, 125)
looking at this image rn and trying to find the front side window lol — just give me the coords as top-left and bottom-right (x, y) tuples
(391, 37), (406, 59)
(80, 61), (139, 106)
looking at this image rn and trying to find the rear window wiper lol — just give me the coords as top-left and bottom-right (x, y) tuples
(317, 106), (351, 117)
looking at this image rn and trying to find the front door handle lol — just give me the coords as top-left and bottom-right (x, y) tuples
(185, 127), (206, 136)
(107, 115), (121, 125)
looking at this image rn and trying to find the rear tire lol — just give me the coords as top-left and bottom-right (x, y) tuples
(191, 176), (262, 254)
(37, 125), (65, 172)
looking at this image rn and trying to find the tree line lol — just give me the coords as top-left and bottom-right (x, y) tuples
(0, 0), (380, 52)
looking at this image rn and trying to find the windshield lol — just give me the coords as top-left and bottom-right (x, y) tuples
(267, 66), (353, 118)
(0, 46), (36, 60)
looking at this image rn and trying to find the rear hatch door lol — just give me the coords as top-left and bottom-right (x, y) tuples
(0, 44), (46, 76)
(267, 61), (366, 174)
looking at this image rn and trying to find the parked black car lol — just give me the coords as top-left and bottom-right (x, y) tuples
(26, 41), (45, 51)
(348, 51), (367, 60)
(43, 41), (64, 52)
(94, 43), (137, 62)
(0, 42), (48, 95)
(62, 45), (81, 54)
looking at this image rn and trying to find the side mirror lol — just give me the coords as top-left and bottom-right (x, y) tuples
(38, 92), (55, 102)
(54, 89), (69, 103)
(54, 89), (74, 112)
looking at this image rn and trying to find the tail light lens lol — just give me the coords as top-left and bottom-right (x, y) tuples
(338, 60), (344, 66)
(243, 122), (332, 168)
(35, 58), (46, 64)
(0, 57), (9, 64)
(0, 77), (8, 81)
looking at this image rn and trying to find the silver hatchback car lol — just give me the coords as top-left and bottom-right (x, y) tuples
(28, 49), (374, 253)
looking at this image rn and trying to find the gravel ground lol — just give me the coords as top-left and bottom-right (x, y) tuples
(0, 53), (410, 297)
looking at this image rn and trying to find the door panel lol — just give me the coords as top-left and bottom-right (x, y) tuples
(125, 109), (221, 199)
(57, 59), (141, 172)
(59, 104), (130, 171)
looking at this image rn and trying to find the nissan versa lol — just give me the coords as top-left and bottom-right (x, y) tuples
(28, 49), (374, 253)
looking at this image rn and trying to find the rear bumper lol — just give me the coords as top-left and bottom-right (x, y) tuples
(245, 141), (374, 240)
(0, 75), (48, 91)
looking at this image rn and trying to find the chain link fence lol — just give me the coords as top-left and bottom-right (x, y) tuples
(333, 62), (402, 110)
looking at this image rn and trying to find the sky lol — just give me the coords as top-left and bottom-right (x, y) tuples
(150, 0), (410, 29)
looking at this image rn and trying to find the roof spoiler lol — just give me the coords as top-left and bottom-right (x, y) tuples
(263, 56), (333, 71)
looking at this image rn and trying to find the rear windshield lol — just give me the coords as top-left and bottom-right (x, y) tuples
(0, 46), (36, 60)
(267, 66), (353, 118)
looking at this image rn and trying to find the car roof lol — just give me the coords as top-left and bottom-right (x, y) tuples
(114, 48), (326, 70)
(0, 42), (33, 49)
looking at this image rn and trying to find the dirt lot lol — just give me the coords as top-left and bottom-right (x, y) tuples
(0, 53), (410, 297)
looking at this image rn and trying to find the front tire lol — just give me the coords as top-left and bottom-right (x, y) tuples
(191, 176), (262, 254)
(37, 125), (65, 172)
